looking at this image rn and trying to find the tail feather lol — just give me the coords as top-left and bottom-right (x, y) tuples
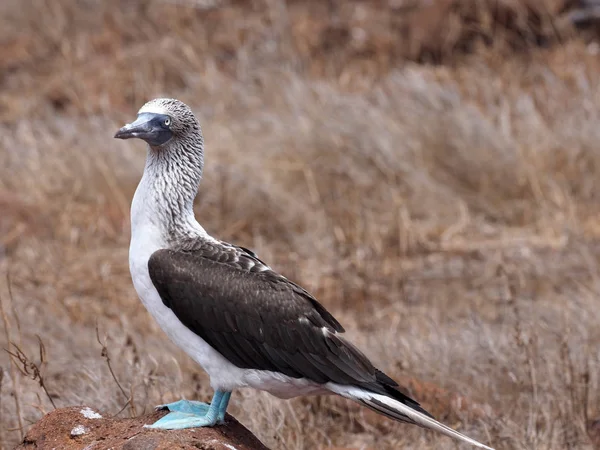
(329, 385), (494, 450)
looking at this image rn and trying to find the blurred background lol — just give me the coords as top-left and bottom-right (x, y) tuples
(2, 0), (600, 448)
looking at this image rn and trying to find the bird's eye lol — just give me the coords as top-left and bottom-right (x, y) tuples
(164, 117), (171, 127)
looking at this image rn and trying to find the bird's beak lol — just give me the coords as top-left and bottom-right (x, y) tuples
(114, 113), (172, 146)
(115, 113), (155, 140)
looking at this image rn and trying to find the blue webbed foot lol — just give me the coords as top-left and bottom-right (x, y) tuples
(145, 410), (219, 429)
(155, 399), (210, 415)
(146, 390), (232, 430)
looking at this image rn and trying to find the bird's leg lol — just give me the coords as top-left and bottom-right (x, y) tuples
(216, 390), (231, 423)
(146, 390), (231, 429)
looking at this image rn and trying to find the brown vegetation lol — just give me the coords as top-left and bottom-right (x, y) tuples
(2, 0), (600, 449)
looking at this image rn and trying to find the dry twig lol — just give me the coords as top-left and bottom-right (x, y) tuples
(96, 324), (137, 417)
(0, 276), (25, 440)
(499, 265), (539, 448)
(5, 337), (57, 410)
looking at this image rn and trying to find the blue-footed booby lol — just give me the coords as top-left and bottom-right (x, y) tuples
(114, 98), (493, 449)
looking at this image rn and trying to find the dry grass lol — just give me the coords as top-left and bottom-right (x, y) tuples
(2, 0), (600, 449)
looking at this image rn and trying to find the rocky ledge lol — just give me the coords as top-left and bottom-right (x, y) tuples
(16, 406), (269, 450)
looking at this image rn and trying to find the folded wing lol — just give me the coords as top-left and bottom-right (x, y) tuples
(147, 240), (426, 415)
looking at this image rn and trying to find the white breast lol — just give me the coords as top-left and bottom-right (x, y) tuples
(129, 175), (249, 391)
(129, 172), (327, 398)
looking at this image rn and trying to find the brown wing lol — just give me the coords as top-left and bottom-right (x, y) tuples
(148, 241), (428, 414)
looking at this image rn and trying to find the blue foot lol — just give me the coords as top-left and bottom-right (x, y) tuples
(156, 399), (210, 415)
(146, 410), (219, 429)
(146, 390), (232, 430)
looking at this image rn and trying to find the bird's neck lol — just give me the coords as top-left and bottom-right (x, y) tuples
(131, 145), (208, 243)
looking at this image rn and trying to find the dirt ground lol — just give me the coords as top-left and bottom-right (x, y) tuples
(15, 406), (269, 450)
(2, 1), (600, 449)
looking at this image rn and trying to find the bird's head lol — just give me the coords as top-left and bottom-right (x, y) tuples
(114, 98), (202, 149)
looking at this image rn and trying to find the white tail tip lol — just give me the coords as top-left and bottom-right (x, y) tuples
(330, 384), (494, 450)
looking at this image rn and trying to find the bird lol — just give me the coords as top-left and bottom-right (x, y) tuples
(114, 98), (494, 449)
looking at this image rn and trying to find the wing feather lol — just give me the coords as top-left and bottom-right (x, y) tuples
(148, 242), (404, 397)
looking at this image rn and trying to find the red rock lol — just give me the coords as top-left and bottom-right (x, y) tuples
(16, 405), (269, 450)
